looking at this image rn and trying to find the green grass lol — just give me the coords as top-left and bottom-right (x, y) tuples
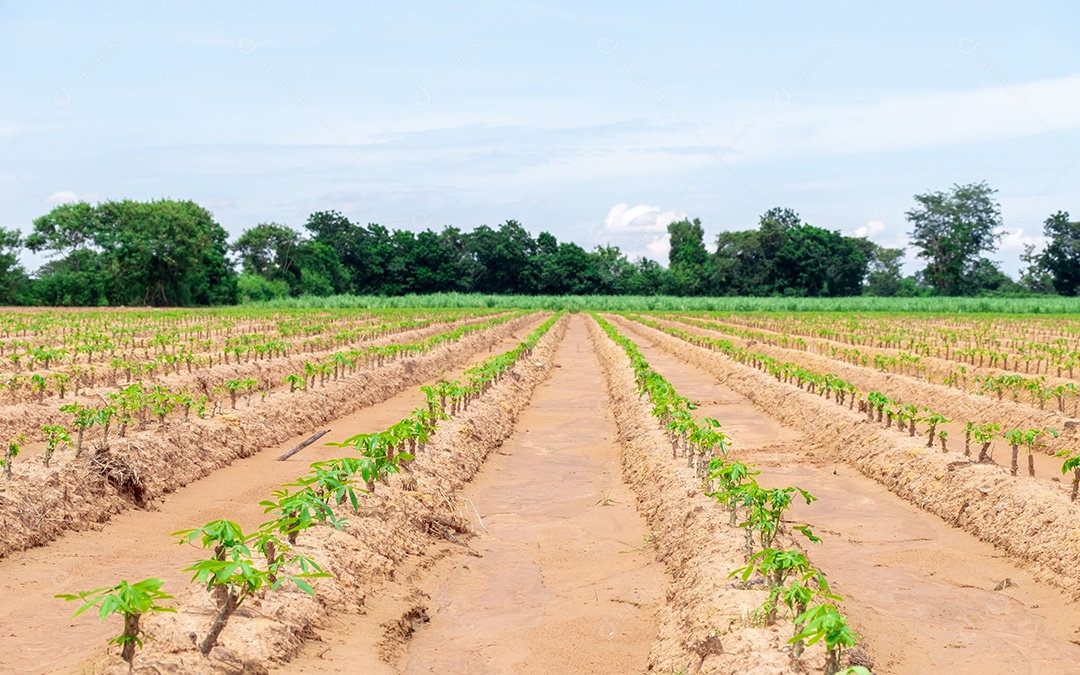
(248, 293), (1080, 314)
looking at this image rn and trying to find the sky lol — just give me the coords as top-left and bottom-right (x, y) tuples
(2, 1), (1078, 277)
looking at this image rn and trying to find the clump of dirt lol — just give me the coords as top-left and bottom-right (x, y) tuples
(88, 316), (567, 674)
(0, 313), (543, 560)
(589, 318), (833, 674)
(622, 316), (1080, 600)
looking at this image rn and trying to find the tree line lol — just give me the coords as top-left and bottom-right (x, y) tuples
(1, 182), (1077, 306)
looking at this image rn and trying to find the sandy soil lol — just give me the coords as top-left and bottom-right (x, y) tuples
(662, 315), (1080, 464)
(0, 314), (542, 560)
(13, 309), (1080, 675)
(0, 319), (544, 674)
(279, 315), (667, 674)
(615, 318), (1080, 674)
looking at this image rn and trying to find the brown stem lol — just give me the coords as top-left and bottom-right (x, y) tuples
(824, 648), (841, 675)
(1010, 445), (1019, 476)
(1027, 452), (1035, 478)
(121, 612), (140, 664)
(199, 589), (239, 656)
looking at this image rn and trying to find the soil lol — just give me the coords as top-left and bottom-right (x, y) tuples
(613, 318), (1080, 674)
(660, 315), (1080, 465)
(277, 315), (666, 674)
(0, 318), (547, 674)
(10, 310), (1080, 675)
(0, 313), (541, 560)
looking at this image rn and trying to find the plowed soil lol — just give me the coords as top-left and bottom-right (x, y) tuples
(277, 315), (665, 674)
(10, 311), (1080, 675)
(0, 319), (541, 674)
(614, 316), (1080, 674)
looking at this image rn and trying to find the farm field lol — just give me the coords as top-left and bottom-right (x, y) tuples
(2, 306), (1080, 674)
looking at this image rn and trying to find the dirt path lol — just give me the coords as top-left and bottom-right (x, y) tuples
(0, 325), (534, 675)
(616, 320), (1080, 675)
(280, 314), (665, 674)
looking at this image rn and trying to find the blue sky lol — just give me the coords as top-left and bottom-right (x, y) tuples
(2, 1), (1078, 276)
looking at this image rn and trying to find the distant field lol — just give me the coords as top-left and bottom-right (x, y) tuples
(249, 292), (1080, 314)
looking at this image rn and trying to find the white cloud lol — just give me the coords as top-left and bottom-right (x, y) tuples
(997, 226), (1046, 253)
(45, 190), (79, 204)
(45, 190), (99, 205)
(589, 203), (687, 262)
(854, 219), (886, 239)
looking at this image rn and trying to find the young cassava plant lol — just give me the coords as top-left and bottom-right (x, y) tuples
(56, 578), (175, 666)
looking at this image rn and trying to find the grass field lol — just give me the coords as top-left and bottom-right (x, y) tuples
(250, 292), (1080, 314)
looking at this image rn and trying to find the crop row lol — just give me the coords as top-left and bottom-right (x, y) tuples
(0, 309), (503, 405)
(675, 315), (1080, 420)
(0, 312), (523, 472)
(705, 312), (1080, 377)
(631, 314), (1077, 496)
(55, 311), (563, 667)
(594, 314), (867, 675)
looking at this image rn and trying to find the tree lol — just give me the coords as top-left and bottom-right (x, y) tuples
(1018, 244), (1054, 294)
(773, 224), (869, 296)
(295, 241), (350, 296)
(28, 249), (110, 306)
(905, 182), (1002, 295)
(590, 244), (639, 295)
(865, 246), (905, 296)
(1035, 211), (1080, 295)
(964, 257), (1021, 295)
(0, 227), (27, 304)
(537, 242), (601, 294)
(667, 218), (709, 295)
(714, 230), (770, 295)
(713, 210), (871, 297)
(468, 221), (539, 294)
(232, 223), (302, 283)
(28, 200), (237, 306)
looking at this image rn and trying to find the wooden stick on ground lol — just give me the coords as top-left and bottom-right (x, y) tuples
(276, 429), (330, 461)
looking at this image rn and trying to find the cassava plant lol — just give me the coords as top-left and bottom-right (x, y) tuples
(1057, 450), (1080, 502)
(973, 423), (1000, 462)
(60, 402), (96, 457)
(3, 434), (25, 479)
(56, 578), (175, 667)
(41, 424), (70, 468)
(173, 519), (326, 655)
(790, 603), (859, 675)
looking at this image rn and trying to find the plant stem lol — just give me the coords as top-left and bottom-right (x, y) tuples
(199, 590), (239, 656)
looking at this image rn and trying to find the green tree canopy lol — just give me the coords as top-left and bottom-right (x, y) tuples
(232, 223), (302, 281)
(905, 182), (1002, 295)
(28, 200), (236, 306)
(0, 227), (27, 304)
(1034, 211), (1080, 295)
(667, 218), (709, 295)
(713, 209), (872, 297)
(865, 245), (906, 296)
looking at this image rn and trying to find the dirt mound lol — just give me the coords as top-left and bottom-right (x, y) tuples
(619, 316), (1080, 600)
(589, 318), (834, 674)
(83, 316), (567, 673)
(0, 314), (542, 560)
